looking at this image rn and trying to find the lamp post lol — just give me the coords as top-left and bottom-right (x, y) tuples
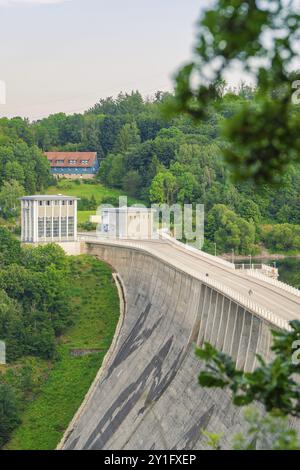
(231, 248), (235, 265)
(214, 242), (217, 257)
(249, 254), (252, 269)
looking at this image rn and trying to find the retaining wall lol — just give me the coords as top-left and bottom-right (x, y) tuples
(62, 242), (280, 450)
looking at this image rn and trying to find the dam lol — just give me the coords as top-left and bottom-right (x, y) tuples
(59, 236), (300, 450)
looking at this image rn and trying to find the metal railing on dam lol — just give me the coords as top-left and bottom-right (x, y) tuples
(246, 269), (300, 299)
(59, 237), (299, 450)
(78, 234), (290, 331)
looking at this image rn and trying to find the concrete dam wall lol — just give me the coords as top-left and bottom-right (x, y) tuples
(62, 242), (276, 450)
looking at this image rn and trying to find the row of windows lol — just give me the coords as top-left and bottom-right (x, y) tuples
(23, 200), (75, 207)
(48, 159), (90, 164)
(38, 217), (74, 238)
(51, 168), (95, 173)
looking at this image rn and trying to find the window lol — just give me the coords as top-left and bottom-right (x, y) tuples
(46, 201), (51, 206)
(56, 159), (64, 164)
(38, 217), (44, 237)
(53, 217), (59, 237)
(39, 201), (43, 206)
(80, 160), (89, 164)
(69, 200), (73, 206)
(68, 217), (74, 237)
(61, 217), (67, 237)
(46, 217), (52, 237)
(68, 159), (77, 164)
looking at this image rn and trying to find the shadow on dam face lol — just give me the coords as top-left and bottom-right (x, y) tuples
(61, 243), (285, 450)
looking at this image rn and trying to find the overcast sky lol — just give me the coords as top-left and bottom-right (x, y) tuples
(0, 0), (217, 120)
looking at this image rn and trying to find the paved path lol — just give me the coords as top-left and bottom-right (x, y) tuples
(144, 241), (300, 321)
(87, 237), (300, 322)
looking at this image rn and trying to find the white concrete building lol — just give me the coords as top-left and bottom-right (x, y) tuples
(94, 207), (155, 239)
(20, 195), (79, 243)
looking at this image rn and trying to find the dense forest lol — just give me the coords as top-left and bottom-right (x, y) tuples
(1, 90), (300, 254)
(0, 230), (70, 445)
(0, 228), (120, 448)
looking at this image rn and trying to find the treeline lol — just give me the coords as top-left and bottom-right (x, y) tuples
(0, 227), (72, 361)
(2, 90), (300, 253)
(0, 228), (75, 447)
(0, 118), (52, 220)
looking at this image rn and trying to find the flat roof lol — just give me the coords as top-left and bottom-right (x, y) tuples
(19, 195), (80, 201)
(101, 207), (155, 213)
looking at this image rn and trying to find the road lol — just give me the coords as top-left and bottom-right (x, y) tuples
(87, 237), (300, 323)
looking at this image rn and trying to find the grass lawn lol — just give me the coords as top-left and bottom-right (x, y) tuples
(46, 179), (144, 206)
(45, 180), (146, 227)
(77, 210), (95, 224)
(5, 255), (120, 450)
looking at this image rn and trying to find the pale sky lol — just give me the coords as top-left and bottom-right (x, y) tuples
(0, 0), (215, 120)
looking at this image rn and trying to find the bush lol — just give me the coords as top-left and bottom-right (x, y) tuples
(206, 204), (256, 255)
(79, 221), (97, 232)
(261, 223), (300, 252)
(100, 195), (120, 207)
(0, 383), (21, 447)
(78, 196), (97, 211)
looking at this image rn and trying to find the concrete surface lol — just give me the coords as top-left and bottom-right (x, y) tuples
(60, 239), (300, 450)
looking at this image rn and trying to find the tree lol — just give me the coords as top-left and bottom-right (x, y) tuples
(0, 239), (71, 360)
(170, 162), (197, 204)
(197, 320), (300, 416)
(167, 1), (300, 184)
(232, 408), (300, 450)
(263, 224), (300, 252)
(236, 198), (261, 224)
(0, 289), (25, 361)
(0, 180), (24, 219)
(0, 227), (22, 267)
(0, 383), (20, 447)
(4, 161), (25, 186)
(115, 122), (141, 152)
(197, 320), (300, 449)
(21, 243), (67, 272)
(206, 204), (256, 254)
(149, 171), (178, 205)
(122, 170), (142, 198)
(106, 154), (126, 188)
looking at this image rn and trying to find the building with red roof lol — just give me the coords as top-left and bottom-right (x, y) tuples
(45, 152), (99, 179)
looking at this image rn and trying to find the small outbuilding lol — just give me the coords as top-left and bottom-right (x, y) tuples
(95, 207), (155, 239)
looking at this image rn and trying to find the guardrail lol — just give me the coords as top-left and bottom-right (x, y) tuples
(246, 269), (300, 299)
(126, 240), (290, 331)
(79, 233), (291, 332)
(160, 233), (236, 269)
(235, 263), (271, 270)
(201, 274), (290, 331)
(236, 263), (279, 279)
